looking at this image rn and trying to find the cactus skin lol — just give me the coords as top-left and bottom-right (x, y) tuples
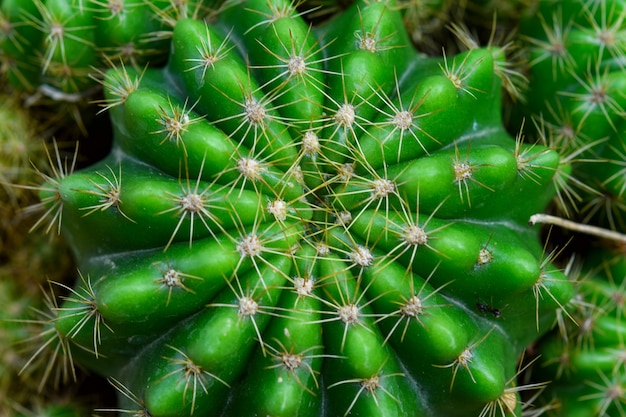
(517, 0), (626, 230)
(0, 0), (223, 103)
(31, 0), (575, 416)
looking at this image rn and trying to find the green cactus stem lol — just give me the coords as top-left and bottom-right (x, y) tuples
(28, 0), (574, 416)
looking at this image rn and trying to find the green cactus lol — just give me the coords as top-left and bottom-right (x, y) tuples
(510, 2), (626, 415)
(24, 0), (576, 416)
(517, 0), (626, 230)
(530, 246), (626, 417)
(0, 0), (224, 104)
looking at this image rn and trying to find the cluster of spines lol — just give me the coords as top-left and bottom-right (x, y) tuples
(14, 0), (579, 416)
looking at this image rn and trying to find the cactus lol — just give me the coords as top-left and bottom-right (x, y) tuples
(0, 0), (225, 107)
(0, 92), (98, 416)
(512, 2), (626, 415)
(22, 0), (578, 416)
(517, 0), (626, 230)
(512, 2), (626, 414)
(0, 91), (75, 286)
(530, 246), (626, 417)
